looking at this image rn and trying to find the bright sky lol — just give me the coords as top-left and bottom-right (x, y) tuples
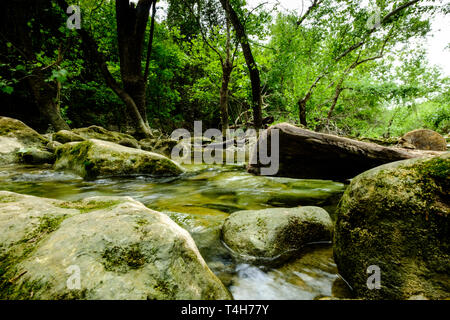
(246, 0), (450, 76)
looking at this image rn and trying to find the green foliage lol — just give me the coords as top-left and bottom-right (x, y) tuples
(0, 0), (448, 138)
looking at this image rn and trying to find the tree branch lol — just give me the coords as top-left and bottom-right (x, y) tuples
(297, 0), (323, 26)
(144, 0), (157, 82)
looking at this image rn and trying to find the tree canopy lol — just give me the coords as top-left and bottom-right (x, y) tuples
(0, 0), (448, 138)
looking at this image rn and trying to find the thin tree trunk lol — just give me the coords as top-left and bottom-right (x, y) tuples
(219, 0), (262, 129)
(220, 13), (233, 134)
(144, 0), (157, 83)
(298, 90), (312, 127)
(220, 65), (232, 134)
(327, 77), (345, 120)
(78, 28), (152, 138)
(116, 0), (152, 128)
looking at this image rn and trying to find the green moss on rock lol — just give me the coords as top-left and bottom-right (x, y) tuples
(333, 153), (450, 300)
(54, 139), (184, 180)
(0, 191), (231, 300)
(56, 199), (121, 213)
(222, 206), (333, 265)
(102, 243), (149, 273)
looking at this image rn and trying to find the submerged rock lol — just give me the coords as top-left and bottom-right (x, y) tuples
(0, 191), (231, 300)
(334, 153), (450, 300)
(399, 129), (447, 151)
(54, 139), (184, 180)
(222, 206), (333, 265)
(0, 117), (48, 165)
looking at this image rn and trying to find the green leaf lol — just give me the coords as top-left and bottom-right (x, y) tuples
(2, 86), (14, 94)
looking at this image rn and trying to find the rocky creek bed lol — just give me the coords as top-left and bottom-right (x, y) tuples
(0, 117), (448, 300)
(0, 163), (347, 300)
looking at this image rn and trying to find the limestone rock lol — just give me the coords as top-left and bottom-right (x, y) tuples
(222, 206), (333, 265)
(0, 191), (231, 300)
(54, 139), (184, 180)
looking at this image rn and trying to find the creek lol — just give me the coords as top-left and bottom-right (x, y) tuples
(0, 163), (348, 300)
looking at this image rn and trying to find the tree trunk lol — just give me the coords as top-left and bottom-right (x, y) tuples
(219, 0), (262, 129)
(77, 27), (152, 138)
(248, 122), (443, 180)
(57, 0), (153, 138)
(144, 0), (157, 83)
(298, 98), (307, 127)
(8, 1), (70, 131)
(116, 0), (152, 128)
(220, 13), (233, 134)
(27, 77), (70, 131)
(220, 64), (232, 134)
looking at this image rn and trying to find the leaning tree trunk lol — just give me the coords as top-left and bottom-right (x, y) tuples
(248, 123), (444, 180)
(219, 0), (263, 130)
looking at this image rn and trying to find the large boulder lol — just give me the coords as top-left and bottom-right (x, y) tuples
(0, 191), (231, 300)
(0, 117), (49, 165)
(54, 139), (184, 180)
(334, 153), (450, 299)
(399, 129), (447, 151)
(222, 206), (333, 265)
(247, 123), (443, 180)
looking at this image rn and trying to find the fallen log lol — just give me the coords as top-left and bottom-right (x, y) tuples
(247, 123), (445, 180)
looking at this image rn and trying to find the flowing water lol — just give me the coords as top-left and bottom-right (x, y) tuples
(0, 164), (351, 300)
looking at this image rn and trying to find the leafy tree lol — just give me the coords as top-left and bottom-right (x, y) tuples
(0, 0), (72, 130)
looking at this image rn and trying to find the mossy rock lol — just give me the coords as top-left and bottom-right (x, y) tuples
(118, 138), (140, 149)
(73, 126), (138, 145)
(0, 191), (231, 300)
(0, 117), (48, 165)
(334, 153), (450, 300)
(53, 139), (184, 180)
(52, 130), (85, 144)
(222, 206), (333, 265)
(139, 138), (178, 156)
(0, 117), (47, 146)
(399, 129), (447, 151)
(17, 148), (56, 165)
